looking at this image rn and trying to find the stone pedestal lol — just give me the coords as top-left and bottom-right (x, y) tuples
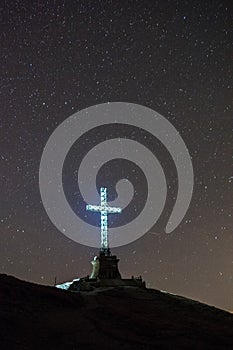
(90, 251), (121, 279)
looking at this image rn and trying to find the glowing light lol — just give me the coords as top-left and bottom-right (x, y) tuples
(86, 187), (122, 251)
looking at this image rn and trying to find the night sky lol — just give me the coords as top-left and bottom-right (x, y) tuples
(1, 1), (233, 311)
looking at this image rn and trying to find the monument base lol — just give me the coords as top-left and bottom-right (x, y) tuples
(61, 250), (146, 292)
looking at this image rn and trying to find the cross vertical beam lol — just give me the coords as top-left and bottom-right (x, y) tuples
(100, 187), (108, 250)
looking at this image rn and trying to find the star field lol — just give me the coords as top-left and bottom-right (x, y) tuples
(0, 0), (232, 311)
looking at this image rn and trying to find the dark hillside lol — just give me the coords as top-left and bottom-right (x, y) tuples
(0, 274), (232, 349)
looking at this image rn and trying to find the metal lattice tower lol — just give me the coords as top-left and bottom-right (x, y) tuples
(86, 187), (122, 254)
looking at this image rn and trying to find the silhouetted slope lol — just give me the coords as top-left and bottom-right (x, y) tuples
(0, 274), (232, 349)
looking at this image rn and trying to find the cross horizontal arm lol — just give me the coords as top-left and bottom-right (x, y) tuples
(86, 204), (122, 213)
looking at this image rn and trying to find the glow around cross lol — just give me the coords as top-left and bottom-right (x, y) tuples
(86, 187), (122, 251)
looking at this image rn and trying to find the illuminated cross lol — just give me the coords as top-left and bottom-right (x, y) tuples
(86, 187), (122, 254)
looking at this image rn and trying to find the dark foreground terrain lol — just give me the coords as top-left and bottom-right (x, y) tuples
(0, 274), (232, 349)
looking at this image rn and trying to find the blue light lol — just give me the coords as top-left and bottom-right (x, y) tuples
(86, 187), (122, 251)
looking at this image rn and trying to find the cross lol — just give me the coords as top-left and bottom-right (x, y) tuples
(86, 187), (122, 254)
